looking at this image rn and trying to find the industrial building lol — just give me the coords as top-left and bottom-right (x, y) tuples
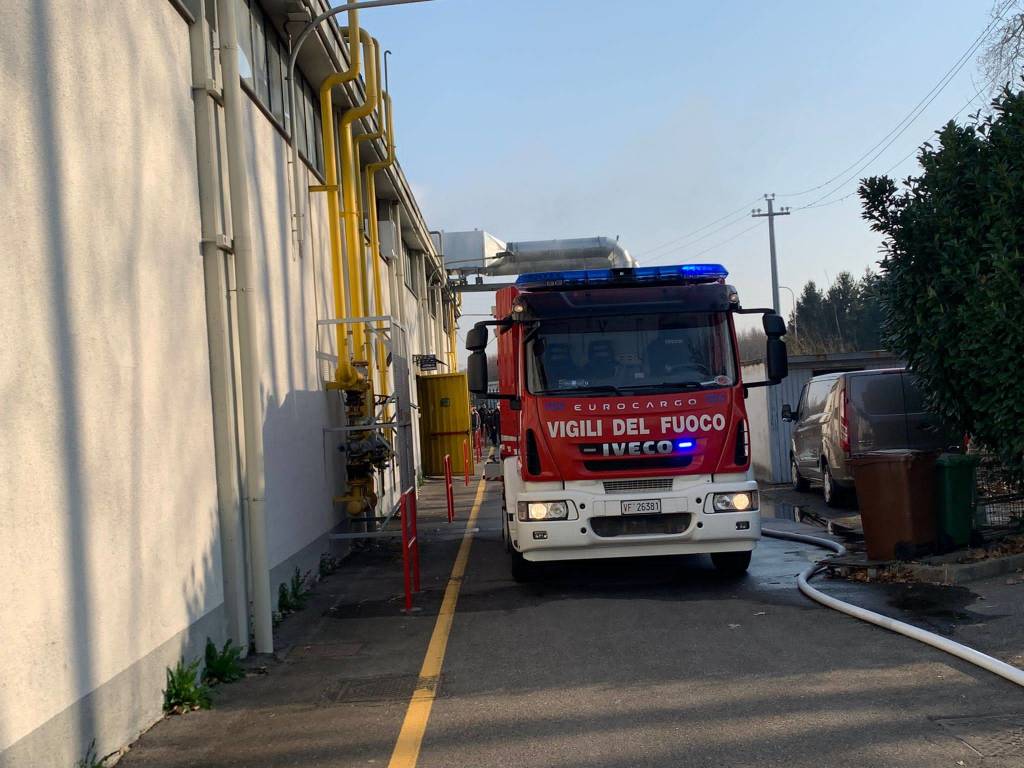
(0, 1), (460, 765)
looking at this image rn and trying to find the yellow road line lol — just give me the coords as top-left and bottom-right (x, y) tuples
(387, 479), (487, 768)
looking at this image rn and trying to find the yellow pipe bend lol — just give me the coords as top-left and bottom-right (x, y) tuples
(318, 11), (361, 387)
(339, 31), (379, 367)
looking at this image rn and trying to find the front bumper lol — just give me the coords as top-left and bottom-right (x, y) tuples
(510, 478), (761, 562)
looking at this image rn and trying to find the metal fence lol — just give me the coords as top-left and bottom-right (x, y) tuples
(975, 453), (1024, 531)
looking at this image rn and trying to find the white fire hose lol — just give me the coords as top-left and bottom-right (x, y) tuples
(761, 527), (1024, 688)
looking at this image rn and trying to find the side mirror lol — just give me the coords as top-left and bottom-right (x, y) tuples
(466, 324), (488, 352)
(766, 336), (788, 382)
(467, 350), (488, 394)
(763, 313), (787, 338)
(781, 403), (794, 422)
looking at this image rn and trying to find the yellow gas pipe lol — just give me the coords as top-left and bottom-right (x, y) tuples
(317, 10), (361, 388)
(363, 91), (395, 400)
(353, 41), (389, 401)
(450, 296), (462, 370)
(338, 31), (379, 370)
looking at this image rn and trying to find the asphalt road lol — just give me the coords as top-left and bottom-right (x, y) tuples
(121, 479), (1024, 768)
(415, 489), (1023, 768)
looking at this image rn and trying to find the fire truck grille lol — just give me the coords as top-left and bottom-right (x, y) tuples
(602, 478), (674, 494)
(590, 513), (691, 537)
(584, 456), (693, 472)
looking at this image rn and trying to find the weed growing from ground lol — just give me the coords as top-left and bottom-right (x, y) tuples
(203, 638), (245, 684)
(319, 552), (342, 578)
(163, 658), (212, 713)
(289, 567), (311, 609)
(277, 582), (293, 612)
(76, 740), (104, 768)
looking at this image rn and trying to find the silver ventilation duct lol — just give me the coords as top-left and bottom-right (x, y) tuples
(487, 236), (636, 275)
(440, 232), (636, 277)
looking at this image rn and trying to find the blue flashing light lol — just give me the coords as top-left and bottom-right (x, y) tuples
(516, 263), (728, 289)
(675, 439), (696, 451)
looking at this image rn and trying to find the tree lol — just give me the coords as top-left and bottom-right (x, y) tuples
(824, 271), (861, 345)
(979, 1), (1024, 99)
(859, 87), (1024, 468)
(786, 272), (886, 354)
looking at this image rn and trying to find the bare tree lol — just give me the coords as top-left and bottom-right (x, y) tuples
(979, 1), (1024, 98)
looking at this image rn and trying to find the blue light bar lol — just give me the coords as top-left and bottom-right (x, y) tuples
(515, 263), (728, 289)
(675, 439), (695, 451)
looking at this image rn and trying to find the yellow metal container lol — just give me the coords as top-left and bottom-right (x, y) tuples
(417, 373), (475, 477)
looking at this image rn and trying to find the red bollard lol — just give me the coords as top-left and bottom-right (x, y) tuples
(443, 454), (454, 523)
(410, 490), (420, 592)
(463, 438), (470, 486)
(400, 493), (412, 612)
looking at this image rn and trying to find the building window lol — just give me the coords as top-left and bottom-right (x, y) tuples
(428, 286), (438, 319)
(251, 3), (270, 105)
(231, 0), (324, 175)
(267, 36), (284, 124)
(236, 0), (253, 87)
(405, 250), (418, 295)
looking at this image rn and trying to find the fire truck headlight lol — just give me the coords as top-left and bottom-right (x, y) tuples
(518, 501), (569, 522)
(711, 491), (758, 512)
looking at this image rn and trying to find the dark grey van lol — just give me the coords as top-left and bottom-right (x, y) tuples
(781, 369), (955, 506)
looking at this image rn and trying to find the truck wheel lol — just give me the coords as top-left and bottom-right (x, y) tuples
(711, 551), (751, 576)
(791, 455), (810, 492)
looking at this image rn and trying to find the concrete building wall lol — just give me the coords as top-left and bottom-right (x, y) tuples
(0, 2), (224, 765)
(239, 92), (342, 587)
(0, 1), (452, 766)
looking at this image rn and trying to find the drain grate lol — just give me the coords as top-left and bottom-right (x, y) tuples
(319, 674), (422, 706)
(935, 714), (1024, 757)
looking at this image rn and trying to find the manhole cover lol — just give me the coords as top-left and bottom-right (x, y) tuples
(319, 674), (422, 705)
(935, 714), (1024, 757)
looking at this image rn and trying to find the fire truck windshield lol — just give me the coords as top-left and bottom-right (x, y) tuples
(525, 312), (736, 396)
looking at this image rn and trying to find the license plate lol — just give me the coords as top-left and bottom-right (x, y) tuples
(621, 498), (661, 515)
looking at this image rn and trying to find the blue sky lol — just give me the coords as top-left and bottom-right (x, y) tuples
(353, 0), (999, 348)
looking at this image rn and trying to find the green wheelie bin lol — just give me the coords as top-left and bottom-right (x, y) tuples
(934, 453), (979, 551)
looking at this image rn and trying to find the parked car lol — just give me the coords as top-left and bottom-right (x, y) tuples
(781, 368), (956, 506)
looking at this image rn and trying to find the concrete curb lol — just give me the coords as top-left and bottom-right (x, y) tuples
(904, 552), (1024, 586)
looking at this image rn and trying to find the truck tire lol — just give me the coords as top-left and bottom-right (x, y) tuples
(711, 550), (751, 576)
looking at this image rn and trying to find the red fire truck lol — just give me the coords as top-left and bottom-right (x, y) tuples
(465, 264), (788, 579)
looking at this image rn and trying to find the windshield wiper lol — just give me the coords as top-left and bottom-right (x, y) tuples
(624, 380), (721, 392)
(541, 385), (625, 396)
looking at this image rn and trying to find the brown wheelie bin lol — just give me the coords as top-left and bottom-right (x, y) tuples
(849, 450), (939, 560)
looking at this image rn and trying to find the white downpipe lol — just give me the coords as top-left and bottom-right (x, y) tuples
(762, 527), (1024, 688)
(217, 0), (274, 653)
(391, 203), (406, 327)
(188, 4), (249, 650)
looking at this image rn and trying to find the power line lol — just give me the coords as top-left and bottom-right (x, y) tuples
(627, 2), (1014, 269)
(634, 197), (763, 259)
(641, 210), (757, 265)
(779, 0), (1015, 202)
(795, 81), (1000, 212)
(672, 220), (762, 262)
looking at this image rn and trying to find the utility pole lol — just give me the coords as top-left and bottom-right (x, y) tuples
(751, 194), (790, 313)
